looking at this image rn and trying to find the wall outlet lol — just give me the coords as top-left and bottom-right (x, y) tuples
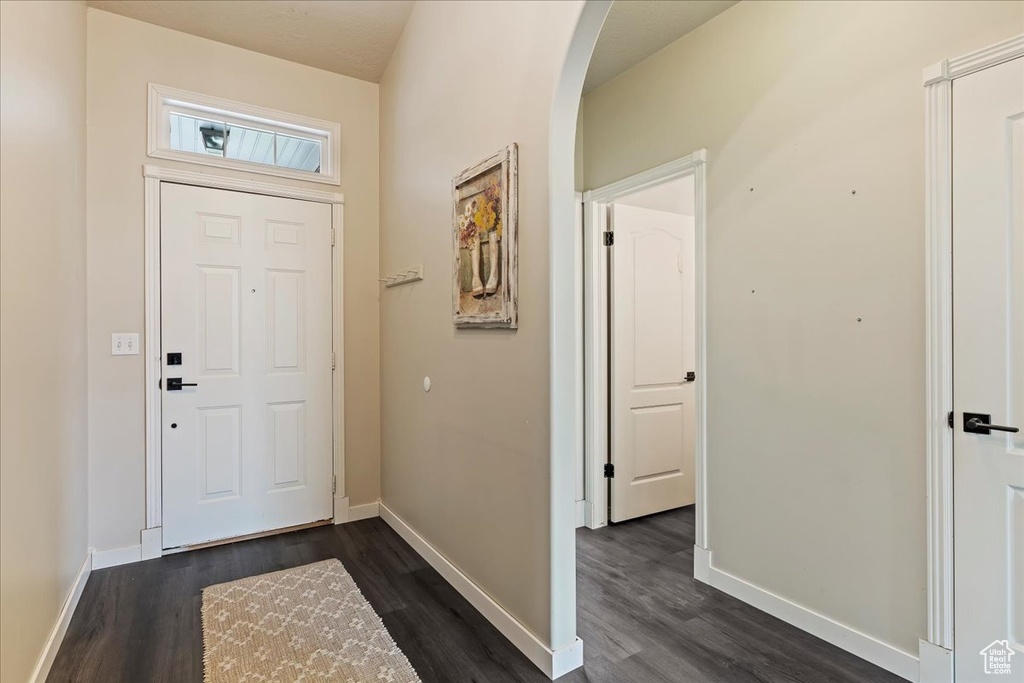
(111, 333), (139, 356)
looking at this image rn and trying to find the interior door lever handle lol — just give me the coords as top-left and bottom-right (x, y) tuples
(166, 377), (198, 391)
(964, 412), (1019, 435)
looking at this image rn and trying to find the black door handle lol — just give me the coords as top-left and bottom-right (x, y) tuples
(166, 377), (198, 391)
(964, 412), (1019, 435)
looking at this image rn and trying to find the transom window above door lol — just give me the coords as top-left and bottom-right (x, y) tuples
(148, 84), (340, 185)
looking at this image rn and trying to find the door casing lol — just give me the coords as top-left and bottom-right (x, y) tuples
(580, 150), (708, 536)
(922, 33), (1024, 673)
(141, 164), (346, 558)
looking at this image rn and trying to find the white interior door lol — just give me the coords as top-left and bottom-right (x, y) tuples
(610, 203), (695, 523)
(952, 56), (1024, 681)
(161, 183), (333, 549)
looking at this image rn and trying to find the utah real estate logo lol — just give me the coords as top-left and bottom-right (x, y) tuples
(980, 640), (1015, 675)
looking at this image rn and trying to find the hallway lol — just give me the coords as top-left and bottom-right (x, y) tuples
(49, 507), (900, 682)
(572, 508), (900, 682)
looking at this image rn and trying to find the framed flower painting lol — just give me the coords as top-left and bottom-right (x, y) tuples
(452, 144), (518, 328)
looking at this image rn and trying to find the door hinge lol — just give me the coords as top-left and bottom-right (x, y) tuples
(603, 231), (615, 247)
(331, 227), (336, 246)
(332, 352), (336, 370)
(332, 475), (337, 494)
(604, 463), (615, 478)
(947, 411), (954, 429)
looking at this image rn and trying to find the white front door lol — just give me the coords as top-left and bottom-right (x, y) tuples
(953, 56), (1024, 681)
(161, 183), (334, 549)
(610, 203), (695, 523)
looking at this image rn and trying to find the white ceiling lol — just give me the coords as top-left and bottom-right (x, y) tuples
(87, 0), (414, 83)
(585, 0), (737, 93)
(87, 1), (734, 89)
(617, 177), (695, 216)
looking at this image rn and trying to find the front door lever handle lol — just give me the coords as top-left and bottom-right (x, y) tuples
(964, 412), (1019, 435)
(166, 377), (198, 391)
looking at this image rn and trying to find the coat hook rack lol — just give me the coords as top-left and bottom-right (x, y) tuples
(379, 263), (424, 288)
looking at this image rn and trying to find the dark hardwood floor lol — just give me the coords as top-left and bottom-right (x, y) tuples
(49, 506), (902, 682)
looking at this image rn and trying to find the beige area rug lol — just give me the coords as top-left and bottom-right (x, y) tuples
(202, 559), (421, 682)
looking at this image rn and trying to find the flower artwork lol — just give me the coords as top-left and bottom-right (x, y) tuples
(452, 144), (518, 327)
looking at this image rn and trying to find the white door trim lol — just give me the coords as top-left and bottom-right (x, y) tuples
(142, 164), (346, 555)
(574, 192), (586, 528)
(922, 33), (1024, 657)
(580, 150), (707, 539)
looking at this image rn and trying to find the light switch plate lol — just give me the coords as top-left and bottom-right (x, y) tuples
(111, 333), (139, 356)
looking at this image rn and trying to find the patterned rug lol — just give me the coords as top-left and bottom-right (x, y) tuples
(202, 559), (420, 682)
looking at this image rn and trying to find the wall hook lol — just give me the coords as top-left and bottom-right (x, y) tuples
(381, 264), (424, 288)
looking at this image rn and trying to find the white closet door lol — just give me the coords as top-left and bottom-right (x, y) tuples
(610, 203), (696, 523)
(161, 183), (333, 549)
(952, 56), (1024, 681)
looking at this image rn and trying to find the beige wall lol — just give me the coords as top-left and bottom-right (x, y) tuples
(0, 1), (89, 680)
(86, 9), (381, 552)
(579, 0), (1024, 655)
(379, 0), (584, 647)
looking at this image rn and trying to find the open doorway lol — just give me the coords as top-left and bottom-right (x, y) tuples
(608, 178), (697, 522)
(552, 2), (1024, 681)
(579, 161), (706, 530)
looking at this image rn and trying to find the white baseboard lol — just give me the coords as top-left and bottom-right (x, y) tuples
(349, 501), (380, 522)
(29, 552), (92, 683)
(379, 502), (582, 679)
(334, 496), (380, 524)
(140, 527), (162, 560)
(918, 639), (952, 683)
(693, 544), (711, 583)
(575, 500), (585, 529)
(582, 500), (606, 530)
(333, 496), (350, 524)
(91, 544), (141, 570)
(551, 636), (584, 679)
(694, 549), (918, 682)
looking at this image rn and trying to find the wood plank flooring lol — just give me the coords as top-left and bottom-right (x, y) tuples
(49, 506), (902, 682)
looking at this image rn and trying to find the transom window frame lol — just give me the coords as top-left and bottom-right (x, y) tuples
(147, 84), (341, 186)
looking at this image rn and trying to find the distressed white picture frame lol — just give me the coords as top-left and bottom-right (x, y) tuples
(452, 144), (519, 328)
